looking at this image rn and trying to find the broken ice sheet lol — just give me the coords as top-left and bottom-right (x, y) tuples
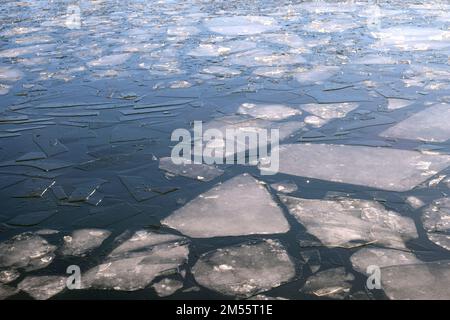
(81, 231), (189, 291)
(18, 276), (66, 300)
(13, 178), (55, 198)
(159, 157), (224, 182)
(163, 174), (289, 238)
(422, 198), (450, 251)
(381, 261), (450, 300)
(280, 195), (418, 249)
(6, 209), (58, 226)
(87, 53), (131, 67)
(386, 98), (415, 111)
(301, 102), (358, 127)
(16, 151), (47, 162)
(68, 179), (107, 202)
(192, 239), (295, 298)
(60, 229), (111, 257)
(262, 144), (450, 192)
(0, 284), (18, 300)
(237, 103), (301, 121)
(350, 248), (421, 274)
(380, 103), (450, 142)
(119, 175), (159, 202)
(204, 16), (280, 36)
(0, 269), (20, 284)
(301, 268), (354, 300)
(0, 175), (26, 190)
(73, 203), (141, 228)
(0, 232), (56, 271)
(152, 278), (183, 297)
(294, 66), (339, 84)
(33, 134), (68, 157)
(0, 159), (73, 171)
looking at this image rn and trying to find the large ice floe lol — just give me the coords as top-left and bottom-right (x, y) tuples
(280, 195), (418, 249)
(162, 174), (289, 238)
(380, 103), (450, 142)
(261, 144), (450, 192)
(192, 239), (295, 297)
(81, 231), (189, 291)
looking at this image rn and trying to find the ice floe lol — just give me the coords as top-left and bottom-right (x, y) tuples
(204, 16), (279, 36)
(422, 198), (450, 250)
(18, 276), (66, 300)
(192, 239), (295, 297)
(350, 248), (421, 274)
(159, 157), (224, 182)
(60, 229), (111, 257)
(237, 103), (301, 121)
(280, 195), (418, 249)
(163, 174), (289, 238)
(262, 144), (450, 192)
(301, 267), (354, 299)
(152, 278), (183, 297)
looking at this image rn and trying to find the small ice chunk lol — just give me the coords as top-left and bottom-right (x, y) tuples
(300, 103), (358, 120)
(350, 248), (422, 274)
(192, 239), (295, 297)
(300, 249), (321, 273)
(60, 229), (111, 257)
(204, 16), (280, 36)
(301, 268), (354, 299)
(237, 103), (301, 121)
(281, 195), (418, 249)
(406, 196), (425, 209)
(163, 174), (290, 238)
(82, 231), (189, 291)
(381, 261), (450, 300)
(18, 276), (66, 300)
(159, 157), (224, 182)
(152, 278), (183, 297)
(387, 98), (414, 111)
(0, 269), (20, 284)
(0, 232), (56, 271)
(380, 104), (450, 142)
(270, 181), (298, 194)
(262, 144), (450, 192)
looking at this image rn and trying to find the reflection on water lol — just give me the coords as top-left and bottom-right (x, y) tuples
(1, 0), (450, 300)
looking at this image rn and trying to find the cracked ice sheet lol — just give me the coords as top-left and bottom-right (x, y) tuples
(261, 144), (450, 192)
(81, 231), (189, 291)
(280, 195), (418, 249)
(192, 239), (295, 298)
(159, 157), (224, 182)
(380, 104), (450, 143)
(162, 174), (289, 238)
(381, 261), (450, 300)
(60, 229), (111, 257)
(422, 198), (450, 251)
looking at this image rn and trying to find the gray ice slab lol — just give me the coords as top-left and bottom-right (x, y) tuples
(60, 229), (111, 257)
(33, 134), (68, 157)
(381, 261), (450, 300)
(6, 209), (58, 226)
(301, 267), (354, 299)
(73, 203), (140, 228)
(13, 179), (55, 198)
(152, 278), (183, 297)
(18, 276), (66, 300)
(0, 232), (56, 271)
(422, 198), (450, 251)
(192, 239), (295, 298)
(261, 144), (450, 192)
(163, 174), (290, 238)
(280, 195), (418, 249)
(119, 175), (159, 202)
(380, 104), (450, 142)
(81, 231), (189, 291)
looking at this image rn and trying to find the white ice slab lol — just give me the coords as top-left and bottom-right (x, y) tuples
(380, 104), (450, 142)
(162, 174), (290, 238)
(192, 239), (295, 297)
(350, 248), (421, 274)
(204, 16), (280, 36)
(261, 144), (450, 192)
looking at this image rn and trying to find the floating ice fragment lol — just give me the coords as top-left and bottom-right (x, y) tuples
(237, 103), (301, 121)
(0, 67), (23, 82)
(381, 261), (450, 300)
(204, 16), (279, 36)
(406, 196), (425, 209)
(0, 232), (56, 271)
(0, 270), (20, 284)
(159, 157), (224, 182)
(192, 239), (295, 297)
(380, 104), (450, 142)
(73, 203), (140, 228)
(270, 181), (298, 194)
(163, 174), (289, 238)
(201, 66), (241, 77)
(350, 248), (421, 274)
(13, 178), (55, 198)
(16, 152), (47, 162)
(300, 249), (321, 273)
(280, 195), (418, 249)
(295, 66), (339, 84)
(119, 175), (160, 202)
(6, 210), (58, 226)
(262, 144), (450, 192)
(82, 231), (189, 291)
(87, 53), (131, 67)
(152, 278), (183, 297)
(60, 229), (111, 257)
(386, 98), (414, 111)
(18, 276), (66, 300)
(68, 179), (106, 202)
(301, 268), (354, 299)
(422, 198), (450, 251)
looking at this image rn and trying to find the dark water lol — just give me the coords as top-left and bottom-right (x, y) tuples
(1, 0), (450, 300)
